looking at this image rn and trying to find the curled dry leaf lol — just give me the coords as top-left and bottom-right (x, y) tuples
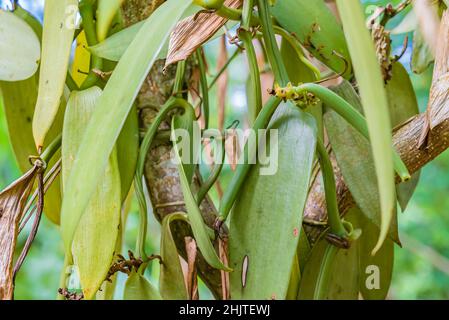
(0, 166), (39, 300)
(165, 0), (242, 67)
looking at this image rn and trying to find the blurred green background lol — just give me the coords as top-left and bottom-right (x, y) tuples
(0, 0), (448, 299)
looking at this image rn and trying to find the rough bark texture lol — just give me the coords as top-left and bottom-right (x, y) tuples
(121, 0), (224, 299)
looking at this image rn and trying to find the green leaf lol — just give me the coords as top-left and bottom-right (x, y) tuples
(324, 81), (400, 244)
(336, 0), (396, 255)
(123, 270), (162, 300)
(62, 87), (121, 300)
(32, 0), (78, 149)
(60, 0), (192, 250)
(271, 0), (352, 78)
(13, 4), (43, 40)
(411, 29), (434, 74)
(171, 115), (231, 272)
(229, 102), (317, 299)
(0, 77), (66, 225)
(0, 10), (40, 82)
(386, 62), (421, 211)
(298, 238), (360, 300)
(117, 104), (139, 201)
(96, 0), (125, 42)
(346, 208), (394, 300)
(160, 213), (189, 300)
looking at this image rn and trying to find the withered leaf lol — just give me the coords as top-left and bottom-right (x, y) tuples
(165, 0), (242, 67)
(0, 166), (38, 300)
(184, 236), (199, 300)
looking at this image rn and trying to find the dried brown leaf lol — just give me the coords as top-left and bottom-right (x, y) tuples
(0, 166), (38, 300)
(165, 0), (242, 67)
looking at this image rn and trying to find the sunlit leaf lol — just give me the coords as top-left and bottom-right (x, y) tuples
(62, 87), (121, 300)
(72, 32), (91, 87)
(32, 0), (78, 149)
(60, 0), (192, 250)
(229, 102), (317, 299)
(0, 10), (40, 82)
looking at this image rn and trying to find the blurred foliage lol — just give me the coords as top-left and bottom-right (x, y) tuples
(0, 0), (448, 299)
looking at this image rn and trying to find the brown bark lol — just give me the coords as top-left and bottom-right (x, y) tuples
(121, 0), (224, 299)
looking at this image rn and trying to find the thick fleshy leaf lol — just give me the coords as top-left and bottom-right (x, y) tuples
(386, 62), (421, 211)
(229, 102), (317, 299)
(411, 29), (434, 74)
(390, 10), (417, 35)
(272, 0), (352, 78)
(60, 0), (192, 250)
(298, 237), (360, 300)
(172, 116), (231, 271)
(62, 87), (121, 300)
(32, 0), (78, 148)
(336, 0), (396, 255)
(346, 208), (394, 300)
(123, 271), (162, 300)
(96, 0), (125, 42)
(160, 213), (189, 300)
(324, 81), (400, 243)
(0, 10), (40, 82)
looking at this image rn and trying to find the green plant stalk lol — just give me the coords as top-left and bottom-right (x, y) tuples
(316, 138), (347, 238)
(336, 0), (396, 255)
(79, 0), (103, 90)
(273, 26), (321, 80)
(256, 0), (289, 85)
(196, 50), (210, 129)
(240, 0), (262, 120)
(173, 60), (186, 95)
(57, 253), (73, 300)
(134, 97), (190, 259)
(196, 135), (225, 206)
(40, 134), (62, 164)
(313, 243), (339, 300)
(218, 96), (282, 222)
(290, 83), (410, 182)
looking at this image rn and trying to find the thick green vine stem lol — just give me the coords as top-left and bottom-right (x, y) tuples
(256, 0), (289, 85)
(134, 98), (193, 259)
(196, 50), (210, 129)
(271, 82), (411, 182)
(218, 96), (282, 225)
(79, 0), (103, 90)
(196, 132), (225, 206)
(316, 138), (348, 240)
(240, 0), (262, 120)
